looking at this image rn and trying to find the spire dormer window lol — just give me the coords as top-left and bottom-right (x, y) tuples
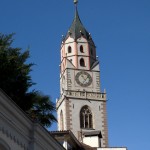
(68, 46), (72, 53)
(80, 58), (85, 67)
(80, 45), (84, 53)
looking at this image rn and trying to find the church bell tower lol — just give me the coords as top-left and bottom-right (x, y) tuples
(56, 1), (108, 147)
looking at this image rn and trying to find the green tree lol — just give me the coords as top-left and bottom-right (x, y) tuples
(0, 33), (57, 127)
(27, 92), (57, 127)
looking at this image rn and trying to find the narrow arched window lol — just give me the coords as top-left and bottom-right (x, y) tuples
(80, 105), (93, 129)
(68, 46), (72, 53)
(60, 110), (64, 130)
(80, 45), (84, 53)
(80, 58), (85, 67)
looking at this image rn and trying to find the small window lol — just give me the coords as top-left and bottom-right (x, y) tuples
(80, 45), (84, 53)
(68, 46), (72, 53)
(80, 58), (85, 67)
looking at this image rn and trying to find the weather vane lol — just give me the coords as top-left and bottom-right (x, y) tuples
(74, 0), (78, 4)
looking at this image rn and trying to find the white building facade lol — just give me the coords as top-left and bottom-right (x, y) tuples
(0, 89), (64, 150)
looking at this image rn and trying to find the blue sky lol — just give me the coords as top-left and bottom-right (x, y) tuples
(1, 0), (150, 149)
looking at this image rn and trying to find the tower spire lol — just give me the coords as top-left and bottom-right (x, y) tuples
(64, 0), (94, 43)
(57, 0), (108, 147)
(74, 0), (78, 5)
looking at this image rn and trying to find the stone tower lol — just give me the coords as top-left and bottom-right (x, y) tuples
(56, 1), (108, 147)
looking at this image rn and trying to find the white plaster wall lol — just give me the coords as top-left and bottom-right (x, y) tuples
(83, 136), (99, 147)
(77, 37), (87, 43)
(65, 37), (74, 45)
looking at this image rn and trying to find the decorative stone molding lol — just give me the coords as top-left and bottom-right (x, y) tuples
(56, 90), (106, 109)
(65, 90), (106, 100)
(0, 138), (11, 150)
(0, 126), (28, 150)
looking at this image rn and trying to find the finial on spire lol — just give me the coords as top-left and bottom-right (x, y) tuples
(74, 0), (78, 5)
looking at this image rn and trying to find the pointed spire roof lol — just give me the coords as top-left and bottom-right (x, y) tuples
(64, 4), (93, 42)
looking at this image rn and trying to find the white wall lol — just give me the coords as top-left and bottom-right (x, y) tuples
(0, 90), (64, 150)
(83, 136), (100, 147)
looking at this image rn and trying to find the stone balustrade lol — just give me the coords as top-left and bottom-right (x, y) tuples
(56, 90), (106, 109)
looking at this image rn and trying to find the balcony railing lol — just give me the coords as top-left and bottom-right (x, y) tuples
(56, 90), (106, 108)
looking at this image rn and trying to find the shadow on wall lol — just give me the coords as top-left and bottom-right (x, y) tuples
(0, 138), (10, 150)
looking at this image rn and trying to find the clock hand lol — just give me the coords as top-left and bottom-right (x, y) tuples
(81, 74), (86, 80)
(83, 76), (89, 84)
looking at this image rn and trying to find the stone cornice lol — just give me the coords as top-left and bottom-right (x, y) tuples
(0, 125), (28, 150)
(56, 90), (106, 109)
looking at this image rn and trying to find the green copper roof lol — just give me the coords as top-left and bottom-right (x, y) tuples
(64, 6), (93, 42)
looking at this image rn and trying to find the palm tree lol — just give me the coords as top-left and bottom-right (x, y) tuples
(28, 92), (57, 127)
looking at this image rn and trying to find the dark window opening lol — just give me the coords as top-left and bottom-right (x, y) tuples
(80, 58), (85, 67)
(80, 45), (84, 53)
(80, 105), (93, 129)
(68, 46), (72, 53)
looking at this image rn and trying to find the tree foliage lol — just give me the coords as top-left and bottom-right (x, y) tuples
(27, 92), (57, 127)
(0, 33), (57, 127)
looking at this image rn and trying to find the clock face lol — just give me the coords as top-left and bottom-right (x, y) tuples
(75, 71), (92, 87)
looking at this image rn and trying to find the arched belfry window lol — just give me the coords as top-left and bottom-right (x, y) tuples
(80, 45), (84, 53)
(68, 46), (72, 53)
(80, 58), (85, 67)
(80, 105), (93, 129)
(60, 110), (64, 130)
